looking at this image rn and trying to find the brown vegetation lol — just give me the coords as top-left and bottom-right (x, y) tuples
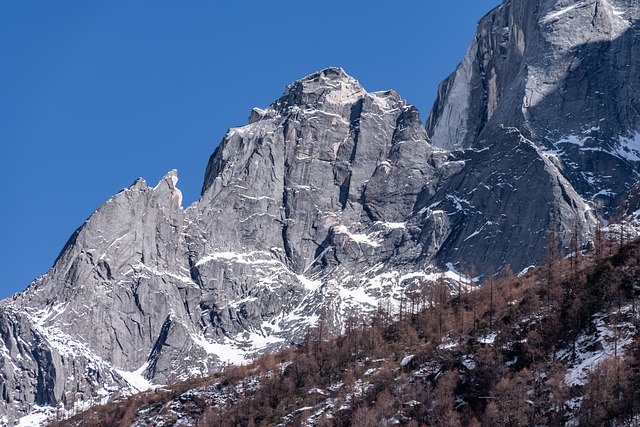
(49, 235), (640, 426)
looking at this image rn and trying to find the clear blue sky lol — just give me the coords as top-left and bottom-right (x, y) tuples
(1, 1), (500, 299)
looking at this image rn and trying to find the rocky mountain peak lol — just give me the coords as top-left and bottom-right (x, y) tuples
(270, 67), (366, 113)
(427, 0), (640, 212)
(130, 177), (148, 190)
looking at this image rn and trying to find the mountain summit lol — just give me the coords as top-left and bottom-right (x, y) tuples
(2, 0), (639, 423)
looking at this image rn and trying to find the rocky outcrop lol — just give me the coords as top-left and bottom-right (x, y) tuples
(427, 0), (640, 213)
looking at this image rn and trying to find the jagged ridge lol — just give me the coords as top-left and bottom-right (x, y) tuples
(2, 0), (640, 422)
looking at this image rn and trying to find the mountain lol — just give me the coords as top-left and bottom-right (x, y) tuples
(427, 0), (640, 213)
(2, 0), (639, 424)
(47, 237), (640, 426)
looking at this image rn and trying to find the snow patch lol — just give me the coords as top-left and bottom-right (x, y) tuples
(195, 251), (286, 267)
(297, 274), (322, 292)
(190, 334), (250, 365)
(560, 307), (637, 387)
(15, 406), (55, 427)
(518, 265), (536, 277)
(445, 262), (479, 288)
(558, 134), (587, 147)
(333, 224), (381, 247)
(614, 131), (640, 162)
(339, 285), (378, 308)
(375, 221), (406, 229)
(400, 355), (415, 367)
(540, 1), (587, 24)
(478, 332), (497, 345)
(323, 79), (365, 105)
(116, 363), (154, 393)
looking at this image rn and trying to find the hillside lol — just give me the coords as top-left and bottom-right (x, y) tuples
(49, 233), (640, 426)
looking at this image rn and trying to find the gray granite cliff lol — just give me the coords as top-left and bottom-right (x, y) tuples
(427, 0), (640, 213)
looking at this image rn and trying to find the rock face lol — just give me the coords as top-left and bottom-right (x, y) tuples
(2, 0), (638, 420)
(427, 0), (640, 213)
(0, 173), (196, 422)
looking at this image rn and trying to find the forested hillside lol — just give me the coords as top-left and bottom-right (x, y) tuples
(49, 232), (640, 426)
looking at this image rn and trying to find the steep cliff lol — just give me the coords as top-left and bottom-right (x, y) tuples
(427, 0), (640, 212)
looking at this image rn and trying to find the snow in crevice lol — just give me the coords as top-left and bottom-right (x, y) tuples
(333, 224), (381, 247)
(463, 221), (493, 242)
(445, 195), (473, 215)
(98, 232), (129, 261)
(540, 1), (589, 24)
(128, 262), (194, 285)
(195, 251), (287, 268)
(302, 247), (333, 275)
